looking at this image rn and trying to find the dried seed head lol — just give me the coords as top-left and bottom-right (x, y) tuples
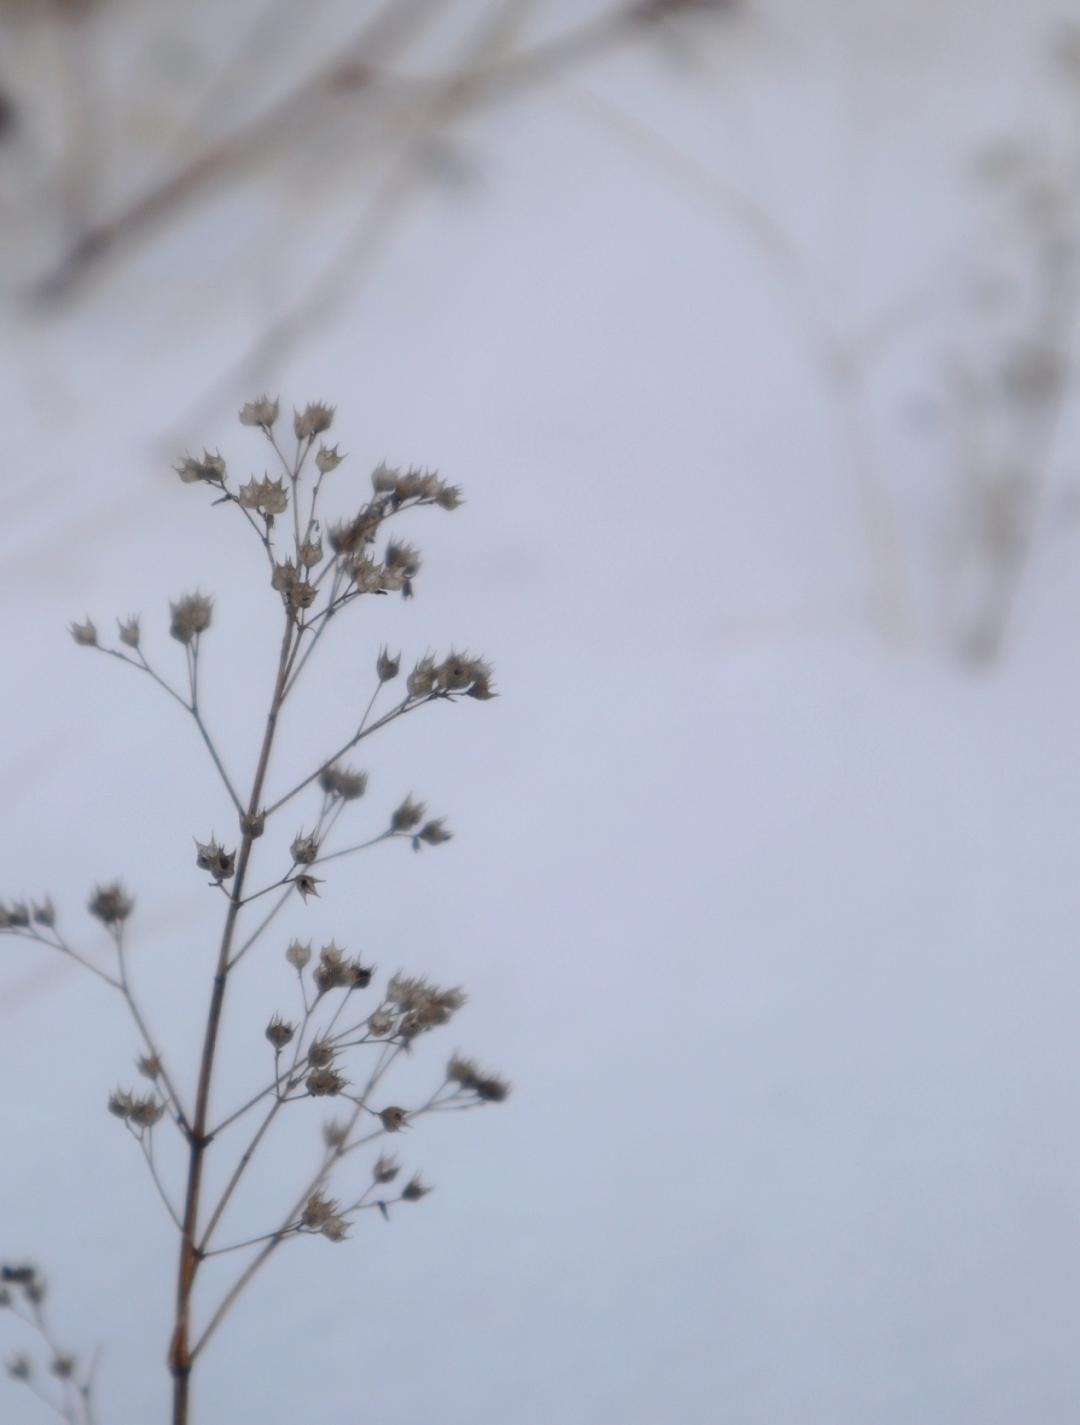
(290, 831), (319, 865)
(294, 402), (335, 441)
(266, 1015), (296, 1050)
(401, 1173), (431, 1201)
(322, 1118), (348, 1149)
(169, 592), (213, 644)
(307, 1037), (335, 1069)
(384, 540), (422, 582)
(406, 657), (437, 698)
(301, 1192), (338, 1228)
(315, 444), (344, 474)
(295, 874), (322, 901)
(417, 818), (452, 847)
(347, 958), (373, 989)
(271, 558), (299, 595)
(371, 462), (397, 493)
(378, 1105), (408, 1133)
(174, 451), (226, 485)
(314, 942), (351, 995)
(118, 615), (141, 648)
(299, 536), (323, 569)
(288, 580), (317, 612)
(373, 1153), (400, 1183)
(238, 476), (288, 517)
(7, 1354), (31, 1381)
(31, 898), (55, 928)
(137, 1053), (162, 1080)
(89, 882), (133, 926)
(319, 764), (368, 801)
(195, 837), (236, 882)
(388, 975), (466, 1037)
(435, 483), (463, 511)
(285, 939), (312, 971)
(447, 1056), (512, 1103)
(50, 1355), (76, 1380)
(109, 1089), (163, 1127)
(306, 1067), (347, 1097)
(320, 1215), (350, 1242)
(130, 1094), (165, 1129)
(390, 796), (426, 833)
(367, 1008), (395, 1037)
(0, 901), (31, 929)
(0, 1265), (38, 1287)
(70, 618), (97, 647)
(239, 395), (280, 429)
(241, 809), (267, 839)
(376, 646), (400, 682)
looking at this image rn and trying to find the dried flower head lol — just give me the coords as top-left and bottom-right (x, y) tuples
(447, 1056), (511, 1102)
(315, 444), (344, 474)
(376, 646), (401, 682)
(306, 1067), (347, 1097)
(266, 1015), (296, 1050)
(294, 402), (335, 440)
(170, 592), (213, 645)
(378, 1105), (408, 1133)
(314, 942), (351, 995)
(290, 831), (319, 865)
(416, 818), (452, 847)
(50, 1354), (76, 1380)
(299, 536), (323, 569)
(137, 1053), (162, 1080)
(174, 451), (226, 485)
(117, 615), (141, 648)
(239, 395), (280, 429)
(401, 1173), (431, 1201)
(88, 882), (133, 926)
(319, 1215), (350, 1242)
(6, 1353), (31, 1381)
(241, 809), (267, 839)
(285, 939), (312, 971)
(373, 1153), (400, 1183)
(388, 975), (466, 1038)
(322, 1118), (348, 1149)
(301, 1192), (338, 1228)
(295, 874), (322, 901)
(195, 837), (236, 882)
(319, 765), (368, 801)
(32, 898), (55, 928)
(390, 796), (426, 833)
(70, 618), (97, 647)
(406, 656), (438, 698)
(108, 1089), (164, 1128)
(307, 1037), (335, 1069)
(367, 1008), (395, 1037)
(237, 476), (288, 517)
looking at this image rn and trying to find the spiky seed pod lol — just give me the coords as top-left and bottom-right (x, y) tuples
(169, 593), (213, 644)
(70, 618), (97, 646)
(239, 395), (280, 428)
(266, 1016), (296, 1050)
(88, 882), (133, 926)
(294, 402), (334, 440)
(390, 796), (425, 833)
(306, 1067), (347, 1097)
(378, 1106), (407, 1133)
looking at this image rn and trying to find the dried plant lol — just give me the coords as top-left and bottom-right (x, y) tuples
(1, 400), (507, 1425)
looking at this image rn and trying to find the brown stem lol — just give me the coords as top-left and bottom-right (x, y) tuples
(169, 612), (295, 1425)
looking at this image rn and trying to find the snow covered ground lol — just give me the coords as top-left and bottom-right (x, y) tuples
(2, 2), (1080, 1421)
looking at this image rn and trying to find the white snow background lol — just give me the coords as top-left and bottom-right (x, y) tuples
(2, 2), (1080, 1422)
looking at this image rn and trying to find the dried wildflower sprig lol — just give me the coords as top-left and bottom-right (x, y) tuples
(1, 1265), (99, 1425)
(4, 398), (506, 1425)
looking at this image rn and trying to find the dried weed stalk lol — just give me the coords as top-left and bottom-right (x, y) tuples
(2, 400), (507, 1425)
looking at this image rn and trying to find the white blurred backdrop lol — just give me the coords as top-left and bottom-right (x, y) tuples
(2, 1), (1080, 1422)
